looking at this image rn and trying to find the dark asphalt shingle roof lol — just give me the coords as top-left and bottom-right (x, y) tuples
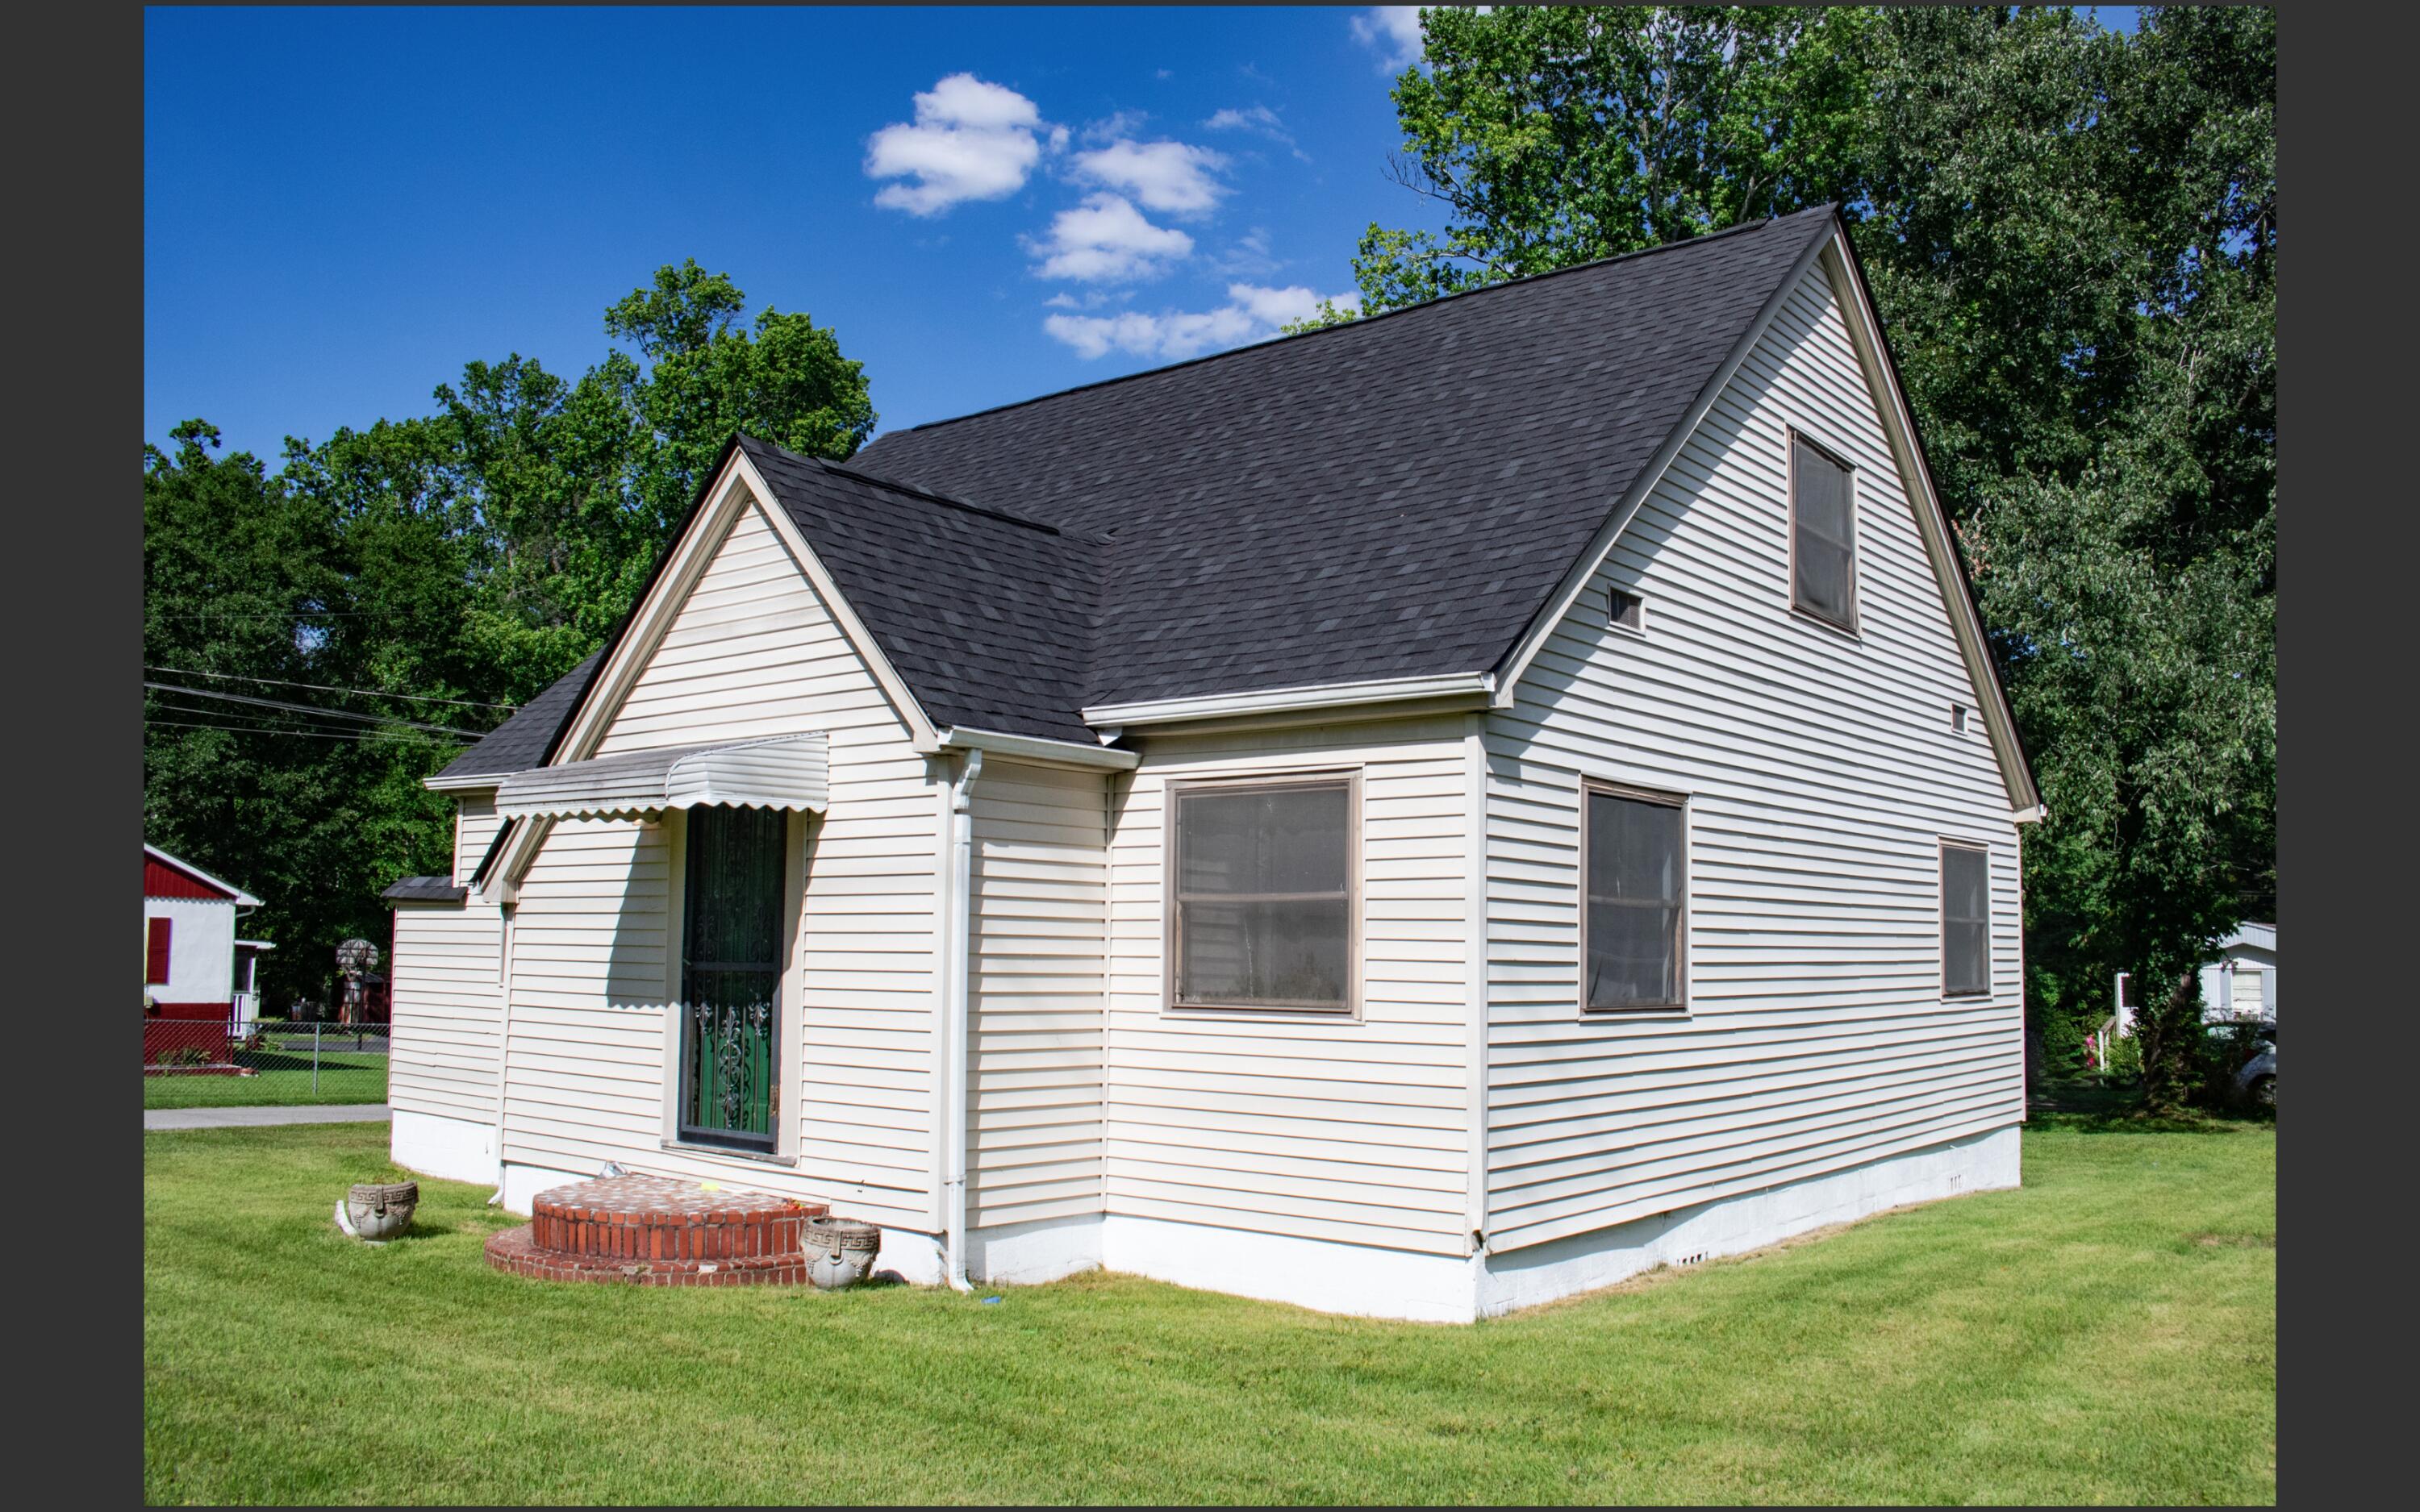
(853, 206), (1838, 708)
(432, 652), (603, 782)
(740, 440), (1104, 744)
(436, 208), (1838, 774)
(383, 875), (468, 903)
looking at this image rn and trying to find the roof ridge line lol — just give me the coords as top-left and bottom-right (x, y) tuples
(868, 206), (1831, 443)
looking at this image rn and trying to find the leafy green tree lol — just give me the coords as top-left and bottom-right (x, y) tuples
(144, 264), (875, 1009)
(1305, 5), (1874, 325)
(144, 422), (467, 1007)
(1324, 6), (2275, 1108)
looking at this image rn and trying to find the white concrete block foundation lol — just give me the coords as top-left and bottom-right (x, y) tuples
(966, 1214), (1104, 1285)
(389, 1108), (501, 1186)
(1475, 1125), (2019, 1318)
(1101, 1124), (2019, 1323)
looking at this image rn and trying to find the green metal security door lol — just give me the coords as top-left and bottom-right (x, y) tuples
(678, 806), (786, 1149)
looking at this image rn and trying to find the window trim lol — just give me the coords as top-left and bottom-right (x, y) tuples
(1162, 768), (1362, 1018)
(1786, 425), (1861, 635)
(1578, 778), (1692, 1014)
(1939, 838), (1992, 1000)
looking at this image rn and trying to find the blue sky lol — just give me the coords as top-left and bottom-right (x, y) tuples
(145, 6), (2136, 463)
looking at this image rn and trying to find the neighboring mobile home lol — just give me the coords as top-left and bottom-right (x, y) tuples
(2113, 920), (2278, 1036)
(384, 206), (2041, 1322)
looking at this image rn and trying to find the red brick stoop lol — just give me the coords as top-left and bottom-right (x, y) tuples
(485, 1174), (831, 1287)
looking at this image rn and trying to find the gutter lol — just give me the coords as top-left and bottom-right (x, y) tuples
(937, 725), (1138, 771)
(940, 748), (984, 1292)
(1082, 671), (1496, 730)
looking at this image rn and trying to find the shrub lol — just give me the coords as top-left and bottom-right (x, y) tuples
(2099, 1033), (2143, 1087)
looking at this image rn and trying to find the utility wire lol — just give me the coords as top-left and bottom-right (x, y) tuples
(141, 681), (492, 737)
(144, 665), (523, 711)
(145, 699), (436, 738)
(145, 718), (467, 746)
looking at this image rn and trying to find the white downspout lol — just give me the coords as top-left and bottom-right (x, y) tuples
(941, 748), (983, 1291)
(488, 902), (515, 1204)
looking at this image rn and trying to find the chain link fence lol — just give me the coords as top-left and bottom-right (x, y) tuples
(144, 1018), (391, 1108)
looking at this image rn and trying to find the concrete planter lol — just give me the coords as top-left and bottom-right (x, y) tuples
(340, 1181), (419, 1242)
(803, 1215), (882, 1289)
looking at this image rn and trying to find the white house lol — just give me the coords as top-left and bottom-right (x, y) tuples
(383, 206), (2042, 1322)
(144, 843), (265, 1057)
(2114, 920), (2277, 1035)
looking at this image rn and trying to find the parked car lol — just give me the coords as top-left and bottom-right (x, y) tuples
(2230, 1024), (2276, 1110)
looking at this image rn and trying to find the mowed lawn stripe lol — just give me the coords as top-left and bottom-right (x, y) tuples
(143, 1119), (2274, 1505)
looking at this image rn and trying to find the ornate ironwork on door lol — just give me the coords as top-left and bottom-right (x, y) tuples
(679, 806), (786, 1148)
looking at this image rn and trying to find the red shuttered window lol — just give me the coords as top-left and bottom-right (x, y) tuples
(146, 917), (173, 985)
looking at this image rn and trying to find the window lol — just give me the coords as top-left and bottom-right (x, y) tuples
(1942, 842), (1991, 998)
(1584, 785), (1687, 1010)
(145, 917), (173, 985)
(1170, 777), (1354, 1011)
(678, 806), (788, 1149)
(1951, 703), (1970, 735)
(1790, 432), (1857, 629)
(1608, 587), (1645, 633)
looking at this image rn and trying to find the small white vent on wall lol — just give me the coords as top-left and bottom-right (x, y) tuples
(1951, 703), (1971, 735)
(1608, 588), (1645, 633)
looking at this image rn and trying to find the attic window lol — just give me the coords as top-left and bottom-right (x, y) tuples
(1790, 431), (1858, 631)
(1607, 588), (1645, 633)
(1951, 704), (1970, 735)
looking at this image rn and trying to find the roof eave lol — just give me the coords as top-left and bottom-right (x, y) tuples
(1082, 671), (1496, 731)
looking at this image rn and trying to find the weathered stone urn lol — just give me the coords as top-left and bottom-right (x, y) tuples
(342, 1181), (419, 1242)
(802, 1215), (882, 1289)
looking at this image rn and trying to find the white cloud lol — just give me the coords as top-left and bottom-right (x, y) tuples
(1206, 226), (1283, 277)
(1024, 193), (1195, 282)
(1081, 110), (1150, 144)
(1070, 138), (1229, 216)
(1204, 104), (1311, 164)
(1043, 281), (1362, 360)
(866, 73), (1053, 216)
(1350, 7), (1425, 72)
(1205, 105), (1280, 134)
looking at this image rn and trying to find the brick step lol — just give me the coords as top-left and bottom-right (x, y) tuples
(520, 1174), (827, 1265)
(486, 1224), (815, 1287)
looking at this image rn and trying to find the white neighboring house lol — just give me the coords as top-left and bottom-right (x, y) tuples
(144, 844), (265, 1048)
(382, 206), (2043, 1322)
(2113, 921), (2278, 1036)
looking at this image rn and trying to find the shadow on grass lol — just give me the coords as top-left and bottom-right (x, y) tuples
(2029, 1080), (2276, 1134)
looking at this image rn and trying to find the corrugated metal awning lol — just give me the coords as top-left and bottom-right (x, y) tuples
(495, 733), (830, 821)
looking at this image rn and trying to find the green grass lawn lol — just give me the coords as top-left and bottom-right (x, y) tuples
(144, 1112), (2274, 1505)
(144, 1052), (388, 1110)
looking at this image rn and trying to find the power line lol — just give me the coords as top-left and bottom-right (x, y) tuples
(149, 609), (435, 619)
(146, 699), (433, 739)
(145, 718), (467, 747)
(144, 665), (523, 711)
(141, 681), (492, 737)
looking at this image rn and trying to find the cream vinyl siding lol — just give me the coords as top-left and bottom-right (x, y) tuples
(1107, 718), (1474, 1256)
(500, 494), (941, 1227)
(388, 901), (503, 1121)
(453, 792), (500, 887)
(1481, 260), (2025, 1253)
(966, 758), (1109, 1228)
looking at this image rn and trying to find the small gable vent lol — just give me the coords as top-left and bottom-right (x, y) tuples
(1608, 588), (1645, 633)
(1951, 704), (1971, 735)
